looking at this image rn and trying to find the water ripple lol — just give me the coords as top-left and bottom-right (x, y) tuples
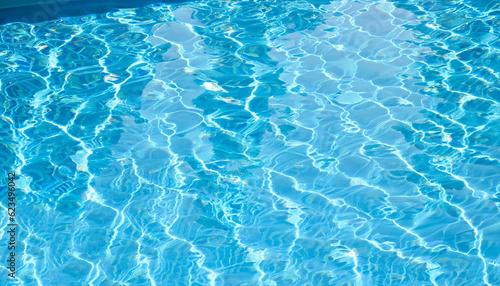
(1, 0), (499, 285)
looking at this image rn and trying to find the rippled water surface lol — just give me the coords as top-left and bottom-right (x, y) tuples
(1, 0), (500, 285)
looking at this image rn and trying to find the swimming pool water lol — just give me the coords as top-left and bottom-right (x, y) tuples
(1, 0), (500, 285)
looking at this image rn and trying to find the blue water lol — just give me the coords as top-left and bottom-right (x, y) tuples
(1, 0), (500, 285)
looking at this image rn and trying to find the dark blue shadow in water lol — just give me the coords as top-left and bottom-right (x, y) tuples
(0, 0), (191, 24)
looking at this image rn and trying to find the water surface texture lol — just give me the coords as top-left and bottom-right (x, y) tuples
(1, 0), (500, 285)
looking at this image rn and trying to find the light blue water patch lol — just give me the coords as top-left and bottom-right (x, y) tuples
(1, 0), (500, 285)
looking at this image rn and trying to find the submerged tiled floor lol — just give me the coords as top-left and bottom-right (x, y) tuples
(1, 0), (500, 285)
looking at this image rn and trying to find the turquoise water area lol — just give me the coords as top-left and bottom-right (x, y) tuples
(1, 0), (500, 285)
